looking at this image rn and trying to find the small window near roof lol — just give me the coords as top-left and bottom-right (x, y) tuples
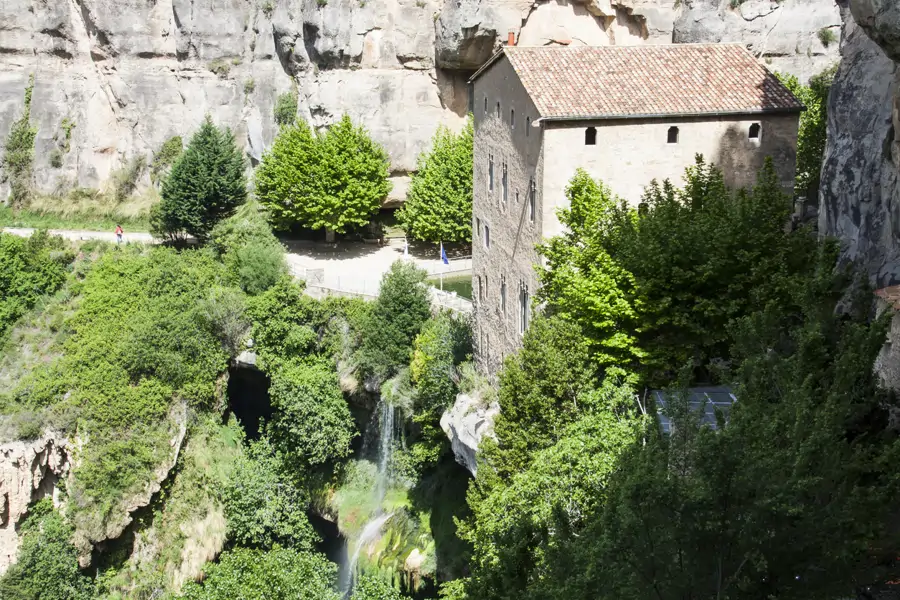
(510, 108), (515, 129)
(749, 123), (761, 140)
(526, 116), (530, 136)
(667, 126), (679, 144)
(585, 127), (597, 145)
(484, 95), (488, 115)
(496, 102), (500, 118)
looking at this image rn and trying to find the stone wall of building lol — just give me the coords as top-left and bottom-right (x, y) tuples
(540, 113), (800, 237)
(471, 56), (544, 375)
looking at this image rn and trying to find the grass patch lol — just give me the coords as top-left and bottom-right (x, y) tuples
(0, 193), (155, 231)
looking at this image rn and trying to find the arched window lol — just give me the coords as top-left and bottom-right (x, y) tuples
(667, 126), (679, 144)
(749, 123), (761, 139)
(585, 126), (597, 145)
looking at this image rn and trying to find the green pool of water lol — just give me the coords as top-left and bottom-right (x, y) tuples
(428, 273), (472, 299)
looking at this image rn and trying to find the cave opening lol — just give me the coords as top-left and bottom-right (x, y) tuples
(226, 366), (273, 440)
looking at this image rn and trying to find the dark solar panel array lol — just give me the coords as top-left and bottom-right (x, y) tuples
(651, 386), (737, 434)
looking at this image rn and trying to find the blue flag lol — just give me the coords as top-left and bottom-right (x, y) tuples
(440, 242), (449, 265)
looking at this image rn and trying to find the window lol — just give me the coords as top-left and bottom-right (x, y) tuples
(484, 224), (491, 249)
(667, 126), (679, 144)
(484, 275), (489, 299)
(526, 116), (530, 136)
(488, 153), (494, 193)
(749, 123), (761, 139)
(510, 108), (515, 129)
(496, 102), (500, 118)
(501, 162), (508, 207)
(501, 276), (507, 315)
(515, 189), (519, 205)
(484, 95), (488, 115)
(585, 126), (597, 145)
(529, 178), (536, 222)
(519, 283), (529, 334)
(477, 275), (483, 302)
(475, 217), (481, 238)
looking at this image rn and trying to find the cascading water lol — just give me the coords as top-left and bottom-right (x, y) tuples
(341, 399), (397, 595)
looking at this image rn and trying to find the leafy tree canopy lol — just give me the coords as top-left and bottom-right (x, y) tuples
(179, 547), (341, 600)
(255, 115), (391, 235)
(397, 117), (473, 243)
(351, 574), (407, 600)
(777, 67), (835, 201)
(151, 116), (247, 242)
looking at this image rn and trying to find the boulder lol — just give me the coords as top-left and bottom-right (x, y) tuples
(440, 392), (499, 477)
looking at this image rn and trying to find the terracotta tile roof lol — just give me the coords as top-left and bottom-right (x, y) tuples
(876, 285), (900, 310)
(490, 44), (804, 120)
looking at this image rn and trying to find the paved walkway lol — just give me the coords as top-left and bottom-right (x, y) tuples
(2, 227), (472, 299)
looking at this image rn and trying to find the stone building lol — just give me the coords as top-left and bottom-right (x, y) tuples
(469, 43), (804, 373)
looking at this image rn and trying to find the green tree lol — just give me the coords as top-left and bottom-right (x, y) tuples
(357, 260), (432, 381)
(151, 116), (247, 242)
(267, 361), (356, 468)
(537, 169), (642, 373)
(210, 202), (287, 295)
(351, 574), (406, 600)
(2, 76), (37, 206)
(777, 67), (835, 201)
(0, 499), (95, 600)
(397, 117), (473, 243)
(255, 116), (391, 237)
(540, 257), (900, 600)
(274, 90), (298, 126)
(223, 437), (317, 549)
(179, 547), (341, 600)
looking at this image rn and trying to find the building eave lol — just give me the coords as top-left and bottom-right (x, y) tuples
(534, 106), (805, 125)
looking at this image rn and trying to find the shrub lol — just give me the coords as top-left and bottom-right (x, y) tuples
(229, 241), (287, 295)
(351, 574), (405, 600)
(818, 27), (837, 47)
(261, 0), (275, 16)
(243, 78), (255, 94)
(197, 285), (250, 356)
(397, 116), (473, 243)
(357, 260), (431, 381)
(151, 136), (183, 185)
(49, 148), (63, 169)
(255, 116), (391, 235)
(223, 437), (317, 549)
(208, 58), (231, 78)
(2, 75), (37, 206)
(267, 361), (356, 468)
(111, 155), (147, 202)
(0, 499), (95, 599)
(274, 90), (298, 126)
(179, 547), (340, 600)
(151, 116), (247, 242)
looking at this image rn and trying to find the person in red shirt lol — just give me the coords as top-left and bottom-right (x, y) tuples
(115, 224), (123, 244)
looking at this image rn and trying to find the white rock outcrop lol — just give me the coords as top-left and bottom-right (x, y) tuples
(1, 0), (839, 203)
(440, 392), (499, 477)
(0, 432), (70, 573)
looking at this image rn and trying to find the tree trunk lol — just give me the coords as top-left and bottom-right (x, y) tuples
(325, 228), (335, 243)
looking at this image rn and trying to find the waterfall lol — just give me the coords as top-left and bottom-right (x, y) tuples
(341, 399), (396, 595)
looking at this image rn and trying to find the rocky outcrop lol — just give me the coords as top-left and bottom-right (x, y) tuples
(0, 0), (839, 203)
(440, 391), (499, 476)
(0, 432), (70, 573)
(819, 1), (900, 288)
(71, 399), (189, 567)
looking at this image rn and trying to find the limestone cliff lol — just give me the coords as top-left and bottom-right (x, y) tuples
(819, 1), (900, 287)
(0, 432), (70, 573)
(0, 0), (839, 203)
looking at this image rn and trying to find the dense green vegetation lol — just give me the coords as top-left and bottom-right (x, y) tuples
(256, 115), (392, 236)
(397, 117), (474, 243)
(777, 67), (836, 202)
(151, 116), (247, 242)
(1, 147), (897, 600)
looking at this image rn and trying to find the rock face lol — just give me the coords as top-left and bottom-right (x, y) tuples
(0, 0), (838, 203)
(440, 391), (499, 477)
(819, 1), (900, 288)
(0, 432), (70, 573)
